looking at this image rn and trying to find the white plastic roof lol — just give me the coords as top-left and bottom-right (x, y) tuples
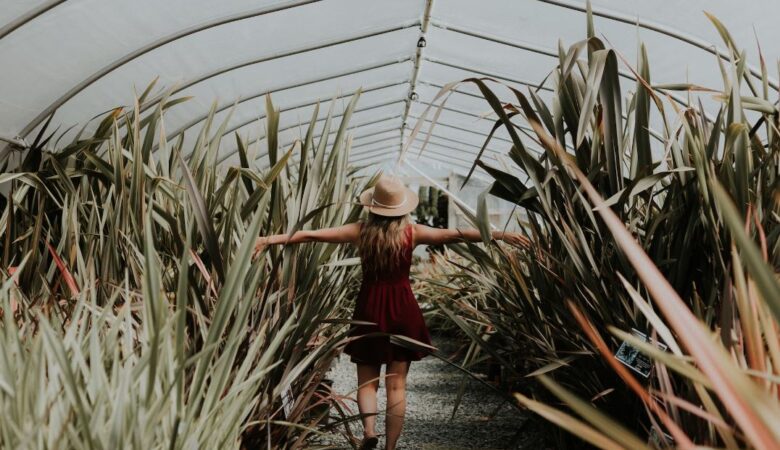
(1, 0), (779, 176)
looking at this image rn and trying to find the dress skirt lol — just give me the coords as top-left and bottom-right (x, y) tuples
(343, 224), (432, 364)
(344, 279), (432, 364)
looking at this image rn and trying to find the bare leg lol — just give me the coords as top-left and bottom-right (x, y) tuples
(384, 361), (410, 450)
(356, 363), (381, 440)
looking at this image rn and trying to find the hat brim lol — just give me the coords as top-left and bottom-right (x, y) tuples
(359, 187), (419, 217)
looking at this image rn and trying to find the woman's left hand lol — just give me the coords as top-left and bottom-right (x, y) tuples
(503, 232), (531, 249)
(252, 237), (269, 260)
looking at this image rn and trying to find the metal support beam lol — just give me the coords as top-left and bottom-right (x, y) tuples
(210, 98), (405, 163)
(399, 0), (435, 157)
(184, 88), (403, 156)
(419, 102), (548, 142)
(425, 58), (554, 92)
(427, 18), (739, 113)
(403, 129), (505, 156)
(419, 80), (510, 102)
(268, 142), (397, 171)
(425, 55), (712, 121)
(353, 147), (481, 173)
(353, 141), (492, 168)
(16, 0), (326, 140)
(430, 19), (556, 58)
(409, 146), (498, 167)
(352, 154), (393, 166)
(247, 126), (400, 168)
(406, 114), (572, 153)
(416, 87), (668, 146)
(140, 22), (419, 118)
(348, 135), (401, 152)
(351, 144), (408, 163)
(265, 141), (400, 170)
(0, 0), (67, 40)
(416, 155), (487, 175)
(406, 114), (512, 145)
(288, 125), (400, 151)
(240, 115), (402, 165)
(165, 74), (408, 146)
(225, 96), (403, 145)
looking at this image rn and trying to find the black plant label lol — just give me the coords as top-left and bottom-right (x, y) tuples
(614, 328), (667, 378)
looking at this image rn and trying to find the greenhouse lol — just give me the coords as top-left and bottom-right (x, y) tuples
(1, 0), (779, 448)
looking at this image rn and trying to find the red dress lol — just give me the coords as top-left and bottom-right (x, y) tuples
(344, 224), (432, 364)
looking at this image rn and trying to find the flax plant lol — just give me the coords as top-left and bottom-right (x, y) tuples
(414, 5), (780, 448)
(0, 86), (368, 449)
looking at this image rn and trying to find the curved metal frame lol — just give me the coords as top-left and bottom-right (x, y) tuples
(410, 150), (492, 172)
(138, 24), (418, 118)
(424, 42), (713, 121)
(402, 139), (502, 163)
(406, 113), (569, 155)
(210, 105), (402, 164)
(405, 114), (512, 145)
(418, 80), (527, 102)
(353, 145), (489, 170)
(414, 146), (499, 166)
(353, 137), (500, 164)
(350, 153), (396, 169)
(344, 134), (400, 152)
(272, 142), (401, 170)
(2, 0), (732, 169)
(403, 128), (507, 155)
(0, 0), (67, 40)
(164, 75), (409, 146)
(283, 125), (401, 152)
(238, 115), (403, 165)
(218, 121), (402, 166)
(430, 19), (556, 59)
(218, 96), (404, 148)
(277, 125), (506, 171)
(16, 0), (326, 138)
(350, 144), (403, 160)
(424, 58), (554, 91)
(261, 140), (400, 170)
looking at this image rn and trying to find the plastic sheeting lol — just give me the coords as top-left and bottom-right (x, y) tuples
(2, 0), (778, 176)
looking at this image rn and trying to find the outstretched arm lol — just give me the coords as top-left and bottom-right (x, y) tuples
(253, 223), (361, 257)
(413, 224), (530, 247)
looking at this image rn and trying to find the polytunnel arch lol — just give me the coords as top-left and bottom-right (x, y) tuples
(2, 2), (780, 449)
(2, 0), (780, 173)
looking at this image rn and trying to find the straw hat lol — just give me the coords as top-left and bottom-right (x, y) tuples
(359, 175), (419, 217)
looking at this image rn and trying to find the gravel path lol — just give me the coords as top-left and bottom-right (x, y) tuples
(315, 336), (539, 449)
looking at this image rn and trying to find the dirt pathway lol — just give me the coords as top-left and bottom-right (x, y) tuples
(316, 337), (541, 449)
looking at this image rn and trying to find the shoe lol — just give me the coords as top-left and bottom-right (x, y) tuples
(359, 435), (379, 450)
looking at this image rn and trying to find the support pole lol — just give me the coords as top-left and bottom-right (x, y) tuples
(399, 0), (435, 156)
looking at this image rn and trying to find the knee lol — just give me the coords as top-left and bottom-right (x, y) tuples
(359, 379), (380, 392)
(385, 377), (406, 393)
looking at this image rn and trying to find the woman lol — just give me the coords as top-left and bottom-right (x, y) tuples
(253, 175), (528, 450)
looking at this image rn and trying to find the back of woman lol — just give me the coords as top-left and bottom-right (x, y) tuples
(345, 182), (431, 366)
(253, 174), (528, 450)
(358, 215), (412, 283)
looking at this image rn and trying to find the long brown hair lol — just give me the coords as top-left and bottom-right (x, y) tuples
(358, 213), (411, 274)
